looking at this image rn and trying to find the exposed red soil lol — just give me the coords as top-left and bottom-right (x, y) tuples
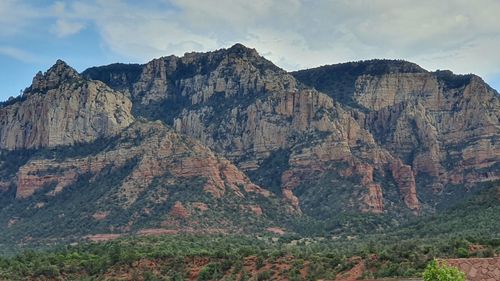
(169, 201), (190, 219)
(137, 228), (179, 236)
(266, 227), (286, 235)
(335, 257), (364, 281)
(99, 255), (317, 281)
(84, 233), (122, 242)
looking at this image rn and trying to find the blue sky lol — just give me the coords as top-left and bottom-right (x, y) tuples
(1, 0), (500, 101)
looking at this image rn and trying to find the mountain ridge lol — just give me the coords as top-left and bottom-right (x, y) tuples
(0, 44), (498, 244)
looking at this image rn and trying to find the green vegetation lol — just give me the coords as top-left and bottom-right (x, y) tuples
(198, 262), (224, 281)
(391, 185), (500, 240)
(0, 93), (27, 108)
(247, 149), (290, 195)
(82, 63), (143, 92)
(1, 153), (498, 254)
(0, 149), (36, 180)
(0, 234), (496, 280)
(423, 259), (466, 281)
(0, 159), (139, 245)
(0, 168), (290, 252)
(292, 59), (425, 109)
(433, 70), (472, 90)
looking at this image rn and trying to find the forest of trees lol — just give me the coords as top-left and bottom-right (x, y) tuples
(0, 234), (496, 280)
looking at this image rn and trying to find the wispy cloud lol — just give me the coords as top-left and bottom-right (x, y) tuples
(49, 2), (85, 37)
(2, 0), (500, 82)
(51, 19), (86, 37)
(0, 46), (37, 63)
(0, 0), (41, 36)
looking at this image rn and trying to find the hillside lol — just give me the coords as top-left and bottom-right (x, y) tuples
(0, 227), (498, 280)
(0, 44), (498, 247)
(293, 61), (500, 211)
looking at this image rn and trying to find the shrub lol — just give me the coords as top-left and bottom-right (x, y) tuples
(198, 263), (223, 281)
(34, 264), (60, 278)
(456, 247), (469, 258)
(257, 270), (272, 281)
(255, 256), (264, 269)
(423, 259), (465, 281)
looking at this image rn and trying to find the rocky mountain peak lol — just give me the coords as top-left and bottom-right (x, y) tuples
(223, 43), (284, 74)
(177, 43), (282, 76)
(30, 59), (80, 93)
(0, 60), (134, 150)
(226, 43), (260, 58)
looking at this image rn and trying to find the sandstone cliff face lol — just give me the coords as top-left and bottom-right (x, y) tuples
(82, 47), (499, 217)
(356, 73), (500, 191)
(84, 44), (295, 108)
(0, 60), (134, 150)
(15, 120), (270, 204)
(390, 159), (420, 213)
(86, 45), (422, 215)
(293, 61), (500, 209)
(161, 54), (424, 214)
(8, 120), (288, 237)
(1, 45), (498, 242)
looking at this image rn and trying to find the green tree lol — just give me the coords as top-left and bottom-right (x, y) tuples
(198, 263), (223, 281)
(423, 259), (465, 281)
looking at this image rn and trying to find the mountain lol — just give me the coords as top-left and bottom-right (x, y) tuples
(0, 44), (498, 244)
(0, 60), (134, 150)
(83, 45), (422, 219)
(293, 61), (500, 209)
(0, 119), (290, 242)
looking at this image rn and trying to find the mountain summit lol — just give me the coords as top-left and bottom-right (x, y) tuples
(0, 59), (134, 150)
(30, 60), (80, 93)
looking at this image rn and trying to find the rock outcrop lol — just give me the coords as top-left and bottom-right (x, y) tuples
(390, 159), (420, 213)
(353, 72), (500, 188)
(1, 45), (497, 242)
(293, 60), (500, 209)
(6, 120), (289, 237)
(0, 60), (134, 150)
(86, 45), (417, 215)
(444, 257), (500, 281)
(15, 120), (271, 204)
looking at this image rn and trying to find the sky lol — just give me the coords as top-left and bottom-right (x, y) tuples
(1, 0), (499, 101)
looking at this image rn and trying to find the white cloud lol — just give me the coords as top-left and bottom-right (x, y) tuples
(49, 1), (85, 37)
(169, 0), (301, 31)
(59, 0), (499, 78)
(0, 0), (41, 36)
(2, 0), (500, 82)
(58, 1), (219, 60)
(0, 46), (36, 63)
(51, 19), (86, 37)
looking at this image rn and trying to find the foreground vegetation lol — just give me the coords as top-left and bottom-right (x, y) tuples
(423, 259), (465, 281)
(0, 233), (497, 280)
(0, 183), (497, 280)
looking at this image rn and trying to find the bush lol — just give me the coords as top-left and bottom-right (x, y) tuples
(255, 256), (264, 269)
(34, 264), (60, 278)
(198, 263), (223, 281)
(143, 270), (161, 281)
(456, 247), (469, 258)
(257, 270), (272, 281)
(423, 259), (465, 281)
